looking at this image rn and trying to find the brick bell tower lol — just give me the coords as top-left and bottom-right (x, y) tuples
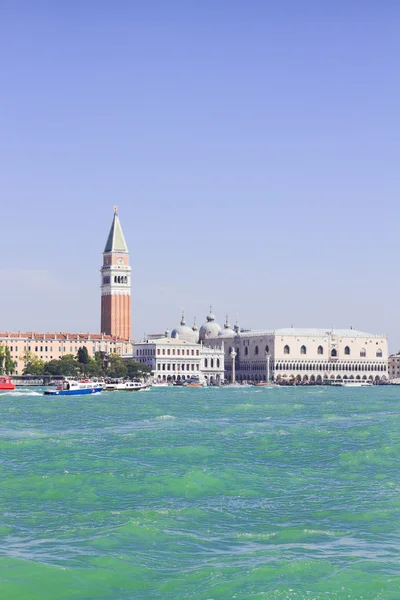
(101, 207), (131, 340)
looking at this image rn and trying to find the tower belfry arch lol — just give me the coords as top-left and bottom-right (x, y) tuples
(100, 208), (131, 340)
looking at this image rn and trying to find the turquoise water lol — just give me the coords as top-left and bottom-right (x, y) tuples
(1, 385), (399, 599)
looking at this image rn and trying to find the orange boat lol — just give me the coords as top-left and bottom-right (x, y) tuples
(0, 376), (15, 391)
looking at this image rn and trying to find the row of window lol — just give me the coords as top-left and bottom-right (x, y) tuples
(275, 363), (386, 372)
(204, 358), (220, 368)
(155, 348), (200, 357)
(229, 345), (270, 356)
(157, 363), (200, 372)
(228, 345), (383, 358)
(5, 342), (123, 351)
(282, 345), (383, 358)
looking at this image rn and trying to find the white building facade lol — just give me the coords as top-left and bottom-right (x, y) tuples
(127, 337), (224, 384)
(211, 325), (388, 384)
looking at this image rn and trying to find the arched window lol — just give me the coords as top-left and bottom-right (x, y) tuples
(300, 345), (306, 355)
(244, 347), (248, 356)
(211, 358), (214, 368)
(255, 345), (259, 355)
(217, 358), (220, 368)
(284, 345), (290, 355)
(360, 348), (366, 357)
(331, 348), (337, 357)
(228, 347), (232, 354)
(204, 358), (208, 368)
(344, 346), (350, 355)
(317, 345), (323, 355)
(376, 349), (383, 358)
(265, 345), (269, 353)
(114, 276), (117, 283)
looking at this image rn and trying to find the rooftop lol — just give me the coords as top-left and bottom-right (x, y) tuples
(0, 332), (132, 342)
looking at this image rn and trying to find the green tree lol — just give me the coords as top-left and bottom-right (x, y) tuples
(20, 350), (45, 376)
(126, 361), (152, 379)
(43, 355), (80, 377)
(0, 345), (16, 375)
(77, 346), (89, 365)
(43, 360), (62, 376)
(106, 354), (128, 379)
(84, 357), (104, 378)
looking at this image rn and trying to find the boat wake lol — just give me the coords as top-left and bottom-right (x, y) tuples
(0, 390), (42, 397)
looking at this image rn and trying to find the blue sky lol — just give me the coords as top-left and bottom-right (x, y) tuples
(1, 2), (400, 349)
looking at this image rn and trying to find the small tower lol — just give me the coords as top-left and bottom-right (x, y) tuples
(100, 207), (131, 340)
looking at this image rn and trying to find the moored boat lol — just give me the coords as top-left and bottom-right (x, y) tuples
(0, 376), (15, 391)
(44, 378), (103, 396)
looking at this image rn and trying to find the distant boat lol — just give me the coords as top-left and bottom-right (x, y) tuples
(104, 381), (149, 391)
(0, 376), (15, 391)
(328, 380), (373, 388)
(44, 378), (103, 396)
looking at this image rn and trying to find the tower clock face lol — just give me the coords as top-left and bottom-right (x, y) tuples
(117, 258), (123, 265)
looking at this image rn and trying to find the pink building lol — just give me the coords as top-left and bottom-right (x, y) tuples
(0, 332), (133, 375)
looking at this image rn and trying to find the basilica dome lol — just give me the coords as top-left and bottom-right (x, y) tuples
(171, 312), (199, 343)
(218, 316), (236, 338)
(171, 312), (195, 338)
(199, 309), (222, 341)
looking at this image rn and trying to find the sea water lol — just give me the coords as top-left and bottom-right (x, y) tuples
(0, 385), (399, 599)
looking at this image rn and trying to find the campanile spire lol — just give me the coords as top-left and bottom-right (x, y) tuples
(100, 209), (131, 340)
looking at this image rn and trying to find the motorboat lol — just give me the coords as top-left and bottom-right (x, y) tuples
(0, 376), (15, 391)
(104, 381), (149, 391)
(327, 380), (373, 387)
(44, 378), (103, 396)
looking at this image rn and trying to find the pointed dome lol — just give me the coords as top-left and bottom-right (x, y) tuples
(171, 311), (199, 342)
(218, 315), (235, 338)
(191, 318), (199, 343)
(199, 308), (221, 341)
(234, 318), (240, 334)
(104, 207), (129, 253)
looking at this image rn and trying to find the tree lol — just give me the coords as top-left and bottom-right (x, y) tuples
(84, 357), (104, 378)
(20, 351), (45, 376)
(43, 360), (63, 376)
(106, 354), (128, 379)
(77, 346), (90, 365)
(126, 361), (152, 379)
(43, 355), (80, 377)
(0, 345), (16, 375)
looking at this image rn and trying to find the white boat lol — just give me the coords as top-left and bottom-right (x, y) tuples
(151, 382), (171, 388)
(104, 381), (149, 391)
(328, 380), (373, 388)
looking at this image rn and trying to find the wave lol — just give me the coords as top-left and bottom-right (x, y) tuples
(0, 390), (42, 397)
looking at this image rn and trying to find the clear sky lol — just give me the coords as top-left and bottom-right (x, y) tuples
(1, 1), (399, 349)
